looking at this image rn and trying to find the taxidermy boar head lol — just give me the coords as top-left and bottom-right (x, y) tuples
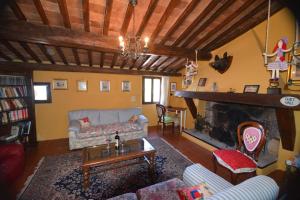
(209, 52), (233, 74)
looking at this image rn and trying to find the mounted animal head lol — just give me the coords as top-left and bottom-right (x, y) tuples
(209, 52), (233, 74)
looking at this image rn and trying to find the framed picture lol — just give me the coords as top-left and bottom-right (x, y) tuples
(243, 85), (260, 93)
(100, 80), (110, 92)
(198, 78), (207, 87)
(170, 82), (177, 92)
(77, 80), (88, 91)
(122, 81), (131, 92)
(53, 79), (68, 90)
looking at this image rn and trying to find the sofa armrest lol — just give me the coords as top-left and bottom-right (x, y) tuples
(137, 115), (148, 126)
(68, 120), (81, 133)
(207, 175), (279, 200)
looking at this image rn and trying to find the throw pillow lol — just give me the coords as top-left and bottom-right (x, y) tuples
(177, 182), (213, 200)
(78, 117), (90, 128)
(128, 115), (138, 123)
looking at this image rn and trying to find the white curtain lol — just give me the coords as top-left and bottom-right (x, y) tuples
(160, 76), (169, 106)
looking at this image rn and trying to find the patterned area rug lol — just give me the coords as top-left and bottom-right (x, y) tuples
(18, 138), (193, 200)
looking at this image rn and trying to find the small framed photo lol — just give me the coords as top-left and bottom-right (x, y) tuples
(77, 80), (88, 91)
(198, 78), (207, 87)
(122, 81), (131, 92)
(243, 85), (260, 93)
(170, 82), (177, 92)
(100, 80), (110, 92)
(53, 79), (68, 90)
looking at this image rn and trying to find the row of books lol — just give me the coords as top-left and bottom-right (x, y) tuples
(0, 108), (29, 124)
(0, 86), (28, 98)
(0, 121), (31, 142)
(0, 75), (26, 86)
(0, 99), (27, 111)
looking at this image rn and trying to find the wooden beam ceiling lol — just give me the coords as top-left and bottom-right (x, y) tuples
(38, 44), (55, 64)
(0, 49), (12, 61)
(8, 1), (26, 21)
(57, 0), (71, 29)
(159, 0), (199, 45)
(100, 52), (105, 68)
(103, 0), (113, 35)
(19, 42), (42, 63)
(1, 40), (27, 62)
(110, 53), (118, 68)
(120, 2), (134, 36)
(33, 0), (49, 25)
(72, 48), (80, 66)
(82, 0), (90, 32)
(87, 50), (92, 66)
(55, 46), (68, 65)
(136, 0), (159, 36)
(0, 61), (181, 77)
(0, 21), (209, 60)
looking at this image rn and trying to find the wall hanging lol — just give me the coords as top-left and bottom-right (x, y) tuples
(209, 52), (233, 74)
(184, 50), (199, 86)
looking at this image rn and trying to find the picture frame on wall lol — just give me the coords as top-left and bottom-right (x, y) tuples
(243, 85), (260, 93)
(198, 78), (207, 87)
(100, 80), (110, 92)
(122, 81), (131, 92)
(170, 82), (177, 92)
(77, 80), (88, 91)
(53, 79), (68, 90)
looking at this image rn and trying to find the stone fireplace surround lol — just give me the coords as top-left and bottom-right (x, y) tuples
(186, 102), (280, 168)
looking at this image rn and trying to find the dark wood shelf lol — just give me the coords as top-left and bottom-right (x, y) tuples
(174, 91), (300, 110)
(175, 90), (299, 151)
(0, 96), (30, 99)
(1, 118), (30, 126)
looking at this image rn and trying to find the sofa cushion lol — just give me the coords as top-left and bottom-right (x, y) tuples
(69, 110), (100, 126)
(213, 150), (256, 173)
(78, 117), (90, 128)
(177, 182), (213, 200)
(76, 126), (102, 139)
(101, 122), (142, 135)
(137, 178), (186, 200)
(99, 110), (120, 125)
(119, 108), (141, 122)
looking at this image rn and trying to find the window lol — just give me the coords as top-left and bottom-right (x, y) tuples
(33, 82), (52, 103)
(142, 77), (161, 104)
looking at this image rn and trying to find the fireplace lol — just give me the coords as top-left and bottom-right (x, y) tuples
(187, 102), (280, 168)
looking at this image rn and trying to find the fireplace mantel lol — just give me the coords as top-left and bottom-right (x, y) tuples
(175, 91), (300, 151)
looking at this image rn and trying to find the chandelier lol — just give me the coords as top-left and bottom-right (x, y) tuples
(118, 0), (149, 60)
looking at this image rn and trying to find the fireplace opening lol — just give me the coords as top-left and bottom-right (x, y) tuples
(187, 102), (280, 168)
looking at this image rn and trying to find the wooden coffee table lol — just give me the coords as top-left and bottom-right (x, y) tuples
(82, 138), (156, 189)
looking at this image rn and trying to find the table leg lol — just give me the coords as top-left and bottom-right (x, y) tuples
(148, 153), (156, 182)
(180, 110), (183, 133)
(83, 166), (90, 189)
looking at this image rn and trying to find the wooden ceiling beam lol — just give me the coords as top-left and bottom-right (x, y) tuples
(55, 46), (68, 65)
(158, 57), (180, 72)
(172, 0), (219, 47)
(100, 52), (105, 68)
(136, 0), (159, 36)
(87, 50), (93, 66)
(129, 58), (139, 69)
(103, 0), (113, 35)
(82, 0), (90, 32)
(192, 0), (256, 49)
(0, 21), (211, 60)
(204, 1), (282, 51)
(33, 0), (49, 25)
(136, 56), (150, 70)
(120, 58), (127, 69)
(0, 49), (12, 61)
(8, 1), (26, 21)
(120, 2), (134, 36)
(151, 57), (169, 71)
(1, 40), (27, 62)
(110, 53), (118, 68)
(38, 44), (55, 64)
(57, 0), (71, 29)
(181, 0), (234, 47)
(0, 61), (181, 76)
(145, 56), (160, 70)
(159, 0), (199, 45)
(72, 48), (80, 66)
(19, 42), (42, 63)
(165, 59), (185, 72)
(150, 0), (179, 40)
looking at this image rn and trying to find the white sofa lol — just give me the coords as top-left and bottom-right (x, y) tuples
(109, 163), (279, 200)
(68, 108), (148, 150)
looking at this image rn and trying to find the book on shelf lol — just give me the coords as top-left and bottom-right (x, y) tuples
(0, 86), (27, 98)
(0, 99), (27, 110)
(8, 108), (28, 122)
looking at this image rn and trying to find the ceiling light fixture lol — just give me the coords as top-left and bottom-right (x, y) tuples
(119, 0), (149, 60)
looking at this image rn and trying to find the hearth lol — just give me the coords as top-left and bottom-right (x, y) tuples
(188, 102), (280, 168)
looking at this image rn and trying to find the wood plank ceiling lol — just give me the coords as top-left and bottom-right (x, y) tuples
(0, 0), (283, 76)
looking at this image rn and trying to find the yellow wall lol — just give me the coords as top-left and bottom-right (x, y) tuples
(175, 8), (300, 171)
(34, 71), (163, 140)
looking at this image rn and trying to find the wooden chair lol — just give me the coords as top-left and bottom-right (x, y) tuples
(156, 104), (175, 134)
(213, 121), (266, 184)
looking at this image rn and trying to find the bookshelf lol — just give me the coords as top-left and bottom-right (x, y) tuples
(0, 72), (37, 145)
